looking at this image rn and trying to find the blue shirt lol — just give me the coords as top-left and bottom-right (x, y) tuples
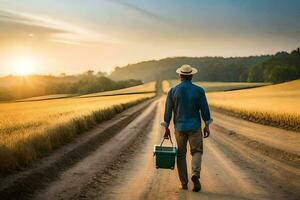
(162, 80), (213, 132)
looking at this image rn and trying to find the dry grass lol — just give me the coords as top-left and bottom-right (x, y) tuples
(207, 80), (300, 131)
(79, 82), (156, 98)
(0, 93), (154, 172)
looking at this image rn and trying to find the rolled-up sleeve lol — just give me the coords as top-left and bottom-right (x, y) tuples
(161, 89), (173, 128)
(200, 90), (213, 125)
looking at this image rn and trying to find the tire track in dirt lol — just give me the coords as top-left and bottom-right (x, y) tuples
(212, 124), (300, 168)
(33, 99), (158, 200)
(210, 124), (300, 200)
(76, 105), (157, 199)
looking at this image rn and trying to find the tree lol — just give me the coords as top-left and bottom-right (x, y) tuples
(245, 48), (300, 83)
(266, 65), (298, 83)
(85, 70), (94, 76)
(96, 71), (108, 77)
(247, 64), (265, 82)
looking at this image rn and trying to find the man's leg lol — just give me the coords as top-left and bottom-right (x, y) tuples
(188, 129), (203, 191)
(174, 130), (188, 186)
(188, 129), (203, 177)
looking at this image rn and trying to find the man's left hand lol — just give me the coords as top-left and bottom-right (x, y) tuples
(203, 126), (210, 138)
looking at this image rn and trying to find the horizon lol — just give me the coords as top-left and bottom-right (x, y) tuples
(1, 0), (300, 76)
(0, 51), (285, 78)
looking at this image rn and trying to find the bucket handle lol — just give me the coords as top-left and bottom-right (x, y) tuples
(153, 136), (174, 157)
(160, 136), (173, 147)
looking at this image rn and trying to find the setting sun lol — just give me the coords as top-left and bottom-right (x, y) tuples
(13, 58), (35, 76)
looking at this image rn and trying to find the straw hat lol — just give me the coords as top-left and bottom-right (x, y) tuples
(176, 64), (198, 75)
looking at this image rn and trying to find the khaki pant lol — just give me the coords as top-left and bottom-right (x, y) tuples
(175, 129), (203, 185)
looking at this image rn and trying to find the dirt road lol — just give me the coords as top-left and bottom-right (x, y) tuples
(72, 96), (299, 200)
(33, 96), (299, 200)
(1, 96), (299, 200)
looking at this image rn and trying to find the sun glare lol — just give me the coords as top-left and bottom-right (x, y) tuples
(13, 58), (35, 76)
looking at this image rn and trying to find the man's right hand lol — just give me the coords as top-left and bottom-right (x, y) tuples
(164, 127), (171, 139)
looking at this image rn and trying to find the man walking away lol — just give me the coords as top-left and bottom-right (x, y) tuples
(161, 64), (213, 192)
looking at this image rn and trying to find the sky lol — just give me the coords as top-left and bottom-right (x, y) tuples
(0, 0), (299, 76)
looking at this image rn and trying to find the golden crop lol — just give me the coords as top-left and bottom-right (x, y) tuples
(0, 83), (155, 172)
(80, 82), (156, 97)
(207, 80), (300, 131)
(165, 79), (299, 131)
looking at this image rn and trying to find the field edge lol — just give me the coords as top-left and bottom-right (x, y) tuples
(210, 106), (300, 132)
(0, 96), (154, 173)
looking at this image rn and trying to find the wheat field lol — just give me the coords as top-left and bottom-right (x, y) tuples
(79, 82), (156, 98)
(207, 80), (300, 131)
(0, 85), (154, 172)
(164, 79), (300, 131)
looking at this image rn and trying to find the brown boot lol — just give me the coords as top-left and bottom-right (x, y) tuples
(191, 175), (201, 192)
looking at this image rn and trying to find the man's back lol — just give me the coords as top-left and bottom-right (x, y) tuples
(164, 80), (211, 132)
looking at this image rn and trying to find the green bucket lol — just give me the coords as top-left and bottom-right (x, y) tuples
(153, 138), (177, 170)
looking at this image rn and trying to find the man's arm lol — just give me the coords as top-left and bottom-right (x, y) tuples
(199, 90), (213, 138)
(161, 89), (173, 138)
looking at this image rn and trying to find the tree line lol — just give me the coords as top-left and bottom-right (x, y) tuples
(0, 71), (142, 101)
(109, 48), (300, 83)
(242, 48), (300, 83)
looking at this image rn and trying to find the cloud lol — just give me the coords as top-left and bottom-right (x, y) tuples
(113, 1), (163, 21)
(0, 9), (118, 45)
(0, 9), (66, 37)
(110, 0), (175, 26)
(48, 39), (81, 45)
